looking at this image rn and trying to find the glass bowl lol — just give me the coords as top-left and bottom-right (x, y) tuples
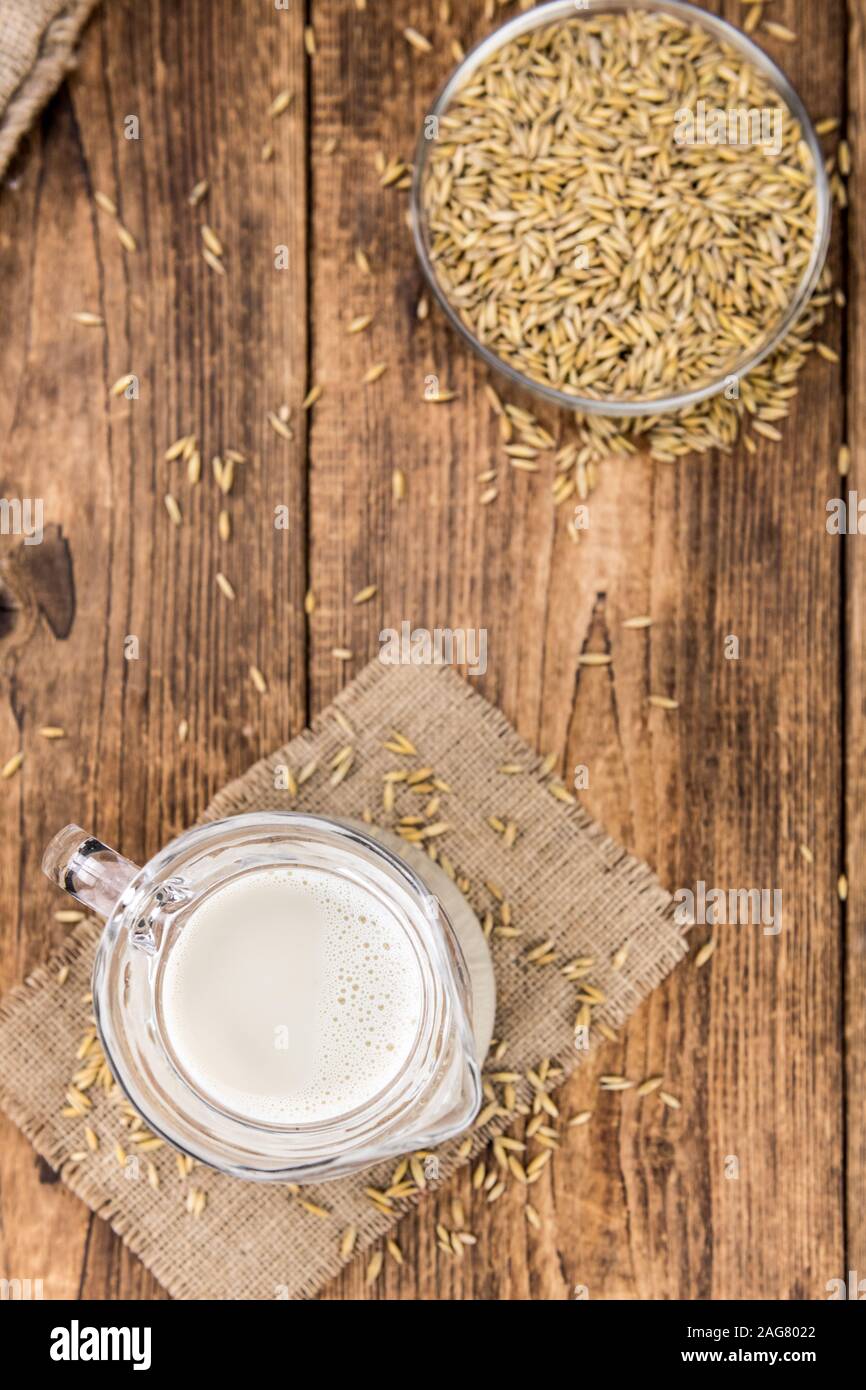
(410, 0), (831, 418)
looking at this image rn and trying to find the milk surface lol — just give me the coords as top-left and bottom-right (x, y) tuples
(160, 866), (423, 1124)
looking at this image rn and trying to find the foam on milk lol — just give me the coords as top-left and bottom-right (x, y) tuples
(160, 865), (424, 1125)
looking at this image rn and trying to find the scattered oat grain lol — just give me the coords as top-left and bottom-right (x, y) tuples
(1, 752), (23, 779)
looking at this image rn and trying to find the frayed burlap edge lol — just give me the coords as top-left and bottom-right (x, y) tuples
(0, 2), (101, 182)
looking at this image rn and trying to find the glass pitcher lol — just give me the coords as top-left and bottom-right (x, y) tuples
(42, 812), (487, 1183)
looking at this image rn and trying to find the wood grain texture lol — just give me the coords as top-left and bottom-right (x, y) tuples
(0, 0), (854, 1300)
(845, 0), (865, 1291)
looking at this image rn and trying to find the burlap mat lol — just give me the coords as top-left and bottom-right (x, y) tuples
(0, 661), (686, 1299)
(0, 0), (100, 180)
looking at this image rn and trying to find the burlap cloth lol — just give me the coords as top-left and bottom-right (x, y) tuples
(0, 661), (687, 1299)
(0, 1), (100, 180)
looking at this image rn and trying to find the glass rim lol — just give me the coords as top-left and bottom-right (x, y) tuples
(410, 0), (832, 418)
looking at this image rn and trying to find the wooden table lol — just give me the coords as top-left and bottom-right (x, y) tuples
(0, 0), (859, 1300)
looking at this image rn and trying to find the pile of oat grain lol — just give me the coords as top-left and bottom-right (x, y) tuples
(423, 9), (820, 414)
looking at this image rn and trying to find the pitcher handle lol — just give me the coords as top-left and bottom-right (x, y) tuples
(42, 824), (140, 921)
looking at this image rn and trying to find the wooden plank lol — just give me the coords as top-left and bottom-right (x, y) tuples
(309, 0), (846, 1299)
(845, 0), (866, 1294)
(0, 0), (309, 1299)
